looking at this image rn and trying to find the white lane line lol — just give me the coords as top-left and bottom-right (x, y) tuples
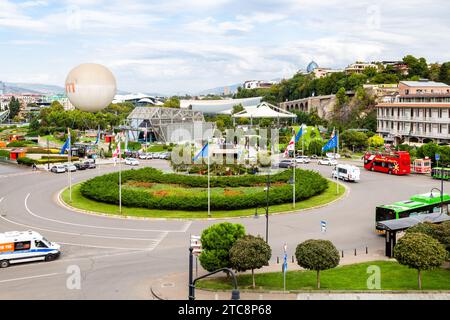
(0, 214), (162, 242)
(0, 197), (4, 203)
(148, 231), (168, 250)
(181, 221), (192, 232)
(30, 193), (187, 233)
(58, 242), (152, 251)
(0, 273), (60, 284)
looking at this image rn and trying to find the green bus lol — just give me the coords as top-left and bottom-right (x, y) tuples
(432, 167), (450, 181)
(375, 192), (450, 232)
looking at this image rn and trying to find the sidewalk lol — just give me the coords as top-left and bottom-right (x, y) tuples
(149, 251), (450, 300)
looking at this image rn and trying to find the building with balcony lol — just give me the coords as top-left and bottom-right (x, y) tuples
(345, 62), (377, 74)
(376, 80), (450, 146)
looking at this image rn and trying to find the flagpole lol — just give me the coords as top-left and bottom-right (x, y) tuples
(68, 128), (72, 202)
(119, 135), (122, 214)
(336, 130), (339, 195)
(207, 141), (211, 218)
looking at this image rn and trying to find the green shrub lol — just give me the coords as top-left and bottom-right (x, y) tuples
(0, 150), (10, 158)
(17, 157), (37, 166)
(80, 167), (328, 211)
(7, 140), (35, 148)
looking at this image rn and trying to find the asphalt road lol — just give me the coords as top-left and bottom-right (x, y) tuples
(0, 160), (446, 299)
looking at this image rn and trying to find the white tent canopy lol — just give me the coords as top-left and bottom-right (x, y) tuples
(232, 102), (296, 119)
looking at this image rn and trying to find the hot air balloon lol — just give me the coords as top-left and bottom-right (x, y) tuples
(65, 63), (117, 112)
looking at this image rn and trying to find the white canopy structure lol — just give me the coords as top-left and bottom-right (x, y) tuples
(232, 102), (296, 125)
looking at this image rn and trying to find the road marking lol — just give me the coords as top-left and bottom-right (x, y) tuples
(181, 221), (192, 232)
(0, 171), (41, 179)
(0, 273), (59, 284)
(149, 231), (169, 250)
(0, 214), (164, 242)
(29, 193), (188, 233)
(58, 242), (152, 251)
(0, 197), (3, 204)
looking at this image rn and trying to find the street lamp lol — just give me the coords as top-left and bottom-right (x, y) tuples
(430, 187), (444, 214)
(188, 247), (240, 300)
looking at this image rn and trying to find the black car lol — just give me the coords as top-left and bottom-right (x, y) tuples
(74, 162), (88, 170)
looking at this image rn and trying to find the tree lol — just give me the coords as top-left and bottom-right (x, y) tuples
(394, 232), (447, 289)
(368, 135), (384, 148)
(8, 96), (21, 120)
(199, 222), (246, 272)
(230, 235), (272, 288)
(295, 239), (340, 289)
(439, 62), (450, 84)
(407, 222), (450, 254)
(232, 104), (244, 115)
(341, 130), (368, 151)
(163, 97), (180, 108)
(335, 87), (348, 108)
(308, 139), (324, 156)
(402, 55), (428, 78)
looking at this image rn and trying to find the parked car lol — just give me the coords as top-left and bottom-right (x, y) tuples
(160, 152), (170, 160)
(318, 158), (338, 166)
(74, 162), (88, 170)
(84, 159), (96, 169)
(278, 159), (294, 168)
(50, 165), (66, 173)
(295, 156), (311, 164)
(125, 158), (139, 166)
(332, 164), (361, 182)
(139, 153), (151, 159)
(63, 163), (77, 172)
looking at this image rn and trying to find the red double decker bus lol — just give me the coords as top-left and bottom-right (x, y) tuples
(364, 151), (411, 175)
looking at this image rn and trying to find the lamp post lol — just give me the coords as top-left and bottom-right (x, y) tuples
(188, 247), (240, 300)
(265, 170), (270, 244)
(430, 187), (444, 215)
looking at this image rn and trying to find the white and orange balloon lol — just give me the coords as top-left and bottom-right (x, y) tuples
(65, 63), (117, 112)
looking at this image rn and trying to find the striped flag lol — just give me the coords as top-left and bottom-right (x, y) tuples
(284, 135), (295, 157)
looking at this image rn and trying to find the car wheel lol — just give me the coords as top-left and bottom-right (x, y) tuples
(388, 170), (392, 175)
(45, 254), (56, 262)
(370, 167), (374, 172)
(0, 260), (10, 268)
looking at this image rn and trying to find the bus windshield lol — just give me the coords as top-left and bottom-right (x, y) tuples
(376, 207), (395, 222)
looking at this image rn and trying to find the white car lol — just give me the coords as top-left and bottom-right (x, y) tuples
(138, 153), (150, 160)
(318, 158), (338, 166)
(295, 156), (311, 164)
(125, 158), (139, 166)
(50, 165), (66, 173)
(332, 164), (360, 182)
(63, 163), (77, 172)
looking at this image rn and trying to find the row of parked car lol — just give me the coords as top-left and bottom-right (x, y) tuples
(138, 152), (171, 160)
(50, 160), (96, 173)
(278, 156), (338, 168)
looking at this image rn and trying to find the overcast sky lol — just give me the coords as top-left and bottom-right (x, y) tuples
(0, 0), (449, 95)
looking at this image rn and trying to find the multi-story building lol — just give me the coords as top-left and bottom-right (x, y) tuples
(243, 80), (274, 90)
(312, 67), (343, 79)
(377, 80), (450, 145)
(345, 62), (378, 74)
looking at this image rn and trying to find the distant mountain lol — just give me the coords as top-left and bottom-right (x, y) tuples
(196, 83), (241, 96)
(4, 82), (65, 95)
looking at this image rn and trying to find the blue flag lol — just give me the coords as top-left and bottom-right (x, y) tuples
(322, 134), (338, 152)
(283, 253), (288, 273)
(192, 143), (209, 161)
(60, 135), (71, 155)
(295, 125), (307, 143)
(94, 128), (100, 145)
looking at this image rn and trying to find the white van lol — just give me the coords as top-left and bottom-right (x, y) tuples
(332, 164), (360, 182)
(0, 231), (61, 268)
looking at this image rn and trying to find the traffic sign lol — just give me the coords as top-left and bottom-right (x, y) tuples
(190, 235), (202, 256)
(321, 220), (327, 233)
(435, 154), (440, 161)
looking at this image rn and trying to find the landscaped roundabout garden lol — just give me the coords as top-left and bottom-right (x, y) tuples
(61, 167), (345, 219)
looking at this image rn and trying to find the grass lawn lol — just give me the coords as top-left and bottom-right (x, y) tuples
(196, 261), (450, 291)
(61, 180), (345, 219)
(41, 135), (63, 146)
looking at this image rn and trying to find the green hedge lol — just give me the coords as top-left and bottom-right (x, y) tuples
(0, 150), (9, 158)
(17, 157), (37, 166)
(80, 167), (328, 211)
(7, 140), (35, 147)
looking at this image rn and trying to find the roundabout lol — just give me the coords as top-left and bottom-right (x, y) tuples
(0, 159), (446, 299)
(59, 168), (346, 219)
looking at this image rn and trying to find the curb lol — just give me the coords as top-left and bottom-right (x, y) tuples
(57, 179), (348, 221)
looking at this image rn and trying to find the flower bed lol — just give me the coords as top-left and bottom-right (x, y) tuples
(80, 167), (328, 211)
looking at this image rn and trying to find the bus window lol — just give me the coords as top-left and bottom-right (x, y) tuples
(14, 241), (31, 251)
(376, 207), (395, 222)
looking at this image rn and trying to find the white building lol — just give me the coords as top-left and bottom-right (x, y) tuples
(243, 80), (275, 90)
(345, 62), (378, 74)
(377, 80), (450, 145)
